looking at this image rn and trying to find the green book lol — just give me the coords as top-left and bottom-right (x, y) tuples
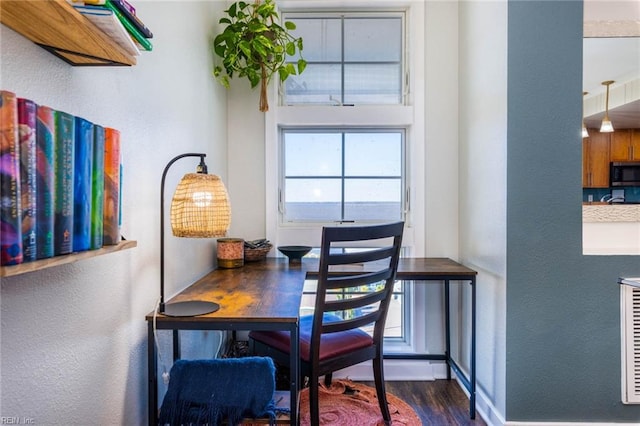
(104, 0), (153, 51)
(90, 125), (105, 250)
(53, 110), (75, 256)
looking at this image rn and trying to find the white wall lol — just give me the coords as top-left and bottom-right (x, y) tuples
(458, 0), (508, 423)
(0, 2), (227, 424)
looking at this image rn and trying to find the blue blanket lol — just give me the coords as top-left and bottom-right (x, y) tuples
(158, 357), (276, 426)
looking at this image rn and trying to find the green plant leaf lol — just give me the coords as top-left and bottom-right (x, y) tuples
(297, 59), (307, 74)
(285, 41), (295, 56)
(227, 2), (237, 18)
(284, 21), (296, 30)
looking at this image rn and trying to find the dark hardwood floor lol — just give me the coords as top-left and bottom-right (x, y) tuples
(363, 380), (487, 426)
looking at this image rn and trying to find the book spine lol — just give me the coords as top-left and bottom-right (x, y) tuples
(110, 0), (153, 38)
(35, 105), (55, 259)
(17, 98), (37, 262)
(0, 91), (23, 265)
(90, 124), (105, 250)
(104, 0), (153, 51)
(103, 127), (121, 245)
(73, 117), (94, 252)
(54, 110), (75, 256)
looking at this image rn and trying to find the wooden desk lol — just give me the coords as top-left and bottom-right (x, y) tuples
(146, 259), (305, 426)
(146, 257), (478, 424)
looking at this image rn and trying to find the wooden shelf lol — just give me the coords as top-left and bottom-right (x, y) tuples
(0, 240), (137, 278)
(0, 0), (136, 66)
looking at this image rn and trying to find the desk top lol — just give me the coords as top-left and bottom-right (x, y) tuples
(146, 257), (476, 322)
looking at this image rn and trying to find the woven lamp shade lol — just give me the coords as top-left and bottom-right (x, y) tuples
(170, 173), (231, 238)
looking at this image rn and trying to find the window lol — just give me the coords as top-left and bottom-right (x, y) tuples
(282, 13), (405, 105)
(266, 5), (425, 352)
(281, 129), (405, 224)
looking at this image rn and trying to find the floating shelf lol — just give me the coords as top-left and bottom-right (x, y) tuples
(0, 240), (137, 278)
(0, 0), (136, 66)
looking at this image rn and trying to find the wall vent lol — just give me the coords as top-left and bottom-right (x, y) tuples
(621, 284), (640, 404)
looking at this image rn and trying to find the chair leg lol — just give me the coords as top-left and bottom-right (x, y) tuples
(373, 355), (391, 424)
(324, 373), (332, 387)
(309, 374), (320, 425)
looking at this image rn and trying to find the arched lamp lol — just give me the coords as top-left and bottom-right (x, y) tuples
(160, 153), (231, 317)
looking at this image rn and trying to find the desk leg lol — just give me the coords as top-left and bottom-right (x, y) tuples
(148, 322), (158, 426)
(173, 330), (180, 362)
(290, 323), (299, 425)
(470, 277), (476, 419)
(444, 279), (451, 381)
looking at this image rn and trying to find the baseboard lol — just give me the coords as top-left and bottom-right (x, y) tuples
(332, 359), (448, 381)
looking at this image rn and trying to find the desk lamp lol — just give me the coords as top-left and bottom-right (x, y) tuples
(160, 153), (231, 316)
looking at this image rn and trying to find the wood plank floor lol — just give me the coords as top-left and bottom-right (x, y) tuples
(363, 380), (487, 426)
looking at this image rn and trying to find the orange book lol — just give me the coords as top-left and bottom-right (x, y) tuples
(103, 127), (120, 245)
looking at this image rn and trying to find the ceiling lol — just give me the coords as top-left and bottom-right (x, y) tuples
(582, 1), (640, 130)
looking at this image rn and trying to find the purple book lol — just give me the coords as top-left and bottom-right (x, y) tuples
(18, 98), (37, 262)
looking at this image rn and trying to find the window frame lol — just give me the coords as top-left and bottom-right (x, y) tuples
(279, 126), (407, 226)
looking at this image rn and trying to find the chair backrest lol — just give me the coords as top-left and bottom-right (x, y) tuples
(311, 221), (404, 356)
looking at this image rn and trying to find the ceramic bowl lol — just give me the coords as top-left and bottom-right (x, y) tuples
(277, 245), (312, 263)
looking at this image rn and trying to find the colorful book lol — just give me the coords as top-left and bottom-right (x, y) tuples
(110, 0), (153, 39)
(90, 124), (105, 250)
(54, 110), (75, 256)
(104, 0), (153, 51)
(17, 98), (37, 262)
(35, 105), (55, 259)
(0, 90), (23, 265)
(103, 127), (121, 245)
(73, 116), (94, 252)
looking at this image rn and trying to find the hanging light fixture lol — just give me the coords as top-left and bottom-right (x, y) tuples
(600, 80), (614, 133)
(582, 91), (589, 138)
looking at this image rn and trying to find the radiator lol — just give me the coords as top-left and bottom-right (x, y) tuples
(621, 283), (640, 404)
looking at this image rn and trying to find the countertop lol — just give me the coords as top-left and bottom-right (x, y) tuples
(583, 204), (640, 223)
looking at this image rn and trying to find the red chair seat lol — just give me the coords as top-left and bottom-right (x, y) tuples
(249, 314), (373, 362)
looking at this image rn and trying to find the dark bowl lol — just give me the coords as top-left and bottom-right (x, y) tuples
(277, 245), (312, 263)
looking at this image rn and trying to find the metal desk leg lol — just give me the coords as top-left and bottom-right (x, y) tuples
(444, 279), (451, 380)
(470, 277), (476, 419)
(148, 322), (158, 426)
(289, 323), (300, 425)
(172, 329), (180, 362)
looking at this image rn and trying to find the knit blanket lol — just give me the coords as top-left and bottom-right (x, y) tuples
(158, 357), (277, 426)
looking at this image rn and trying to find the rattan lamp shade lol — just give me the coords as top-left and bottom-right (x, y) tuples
(170, 173), (231, 238)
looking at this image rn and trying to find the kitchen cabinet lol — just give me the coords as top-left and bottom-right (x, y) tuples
(610, 129), (640, 161)
(0, 0), (136, 66)
(583, 130), (610, 188)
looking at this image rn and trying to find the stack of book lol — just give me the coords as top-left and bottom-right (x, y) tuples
(71, 0), (153, 56)
(0, 90), (122, 266)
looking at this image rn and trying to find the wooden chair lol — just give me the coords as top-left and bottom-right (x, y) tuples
(249, 221), (404, 425)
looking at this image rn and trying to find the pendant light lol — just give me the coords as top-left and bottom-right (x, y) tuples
(600, 80), (614, 133)
(582, 91), (589, 138)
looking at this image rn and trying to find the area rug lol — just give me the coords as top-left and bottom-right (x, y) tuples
(297, 379), (421, 426)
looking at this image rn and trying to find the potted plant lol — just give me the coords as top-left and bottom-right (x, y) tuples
(213, 0), (306, 112)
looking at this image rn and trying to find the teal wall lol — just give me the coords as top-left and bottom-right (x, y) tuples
(506, 0), (640, 422)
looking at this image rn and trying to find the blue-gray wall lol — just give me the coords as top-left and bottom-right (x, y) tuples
(506, 1), (640, 422)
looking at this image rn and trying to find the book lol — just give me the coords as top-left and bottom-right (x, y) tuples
(103, 1), (153, 51)
(109, 0), (153, 39)
(103, 127), (121, 245)
(17, 98), (37, 262)
(73, 4), (140, 57)
(54, 110), (75, 256)
(73, 116), (94, 252)
(0, 90), (23, 265)
(90, 124), (105, 250)
(35, 105), (55, 259)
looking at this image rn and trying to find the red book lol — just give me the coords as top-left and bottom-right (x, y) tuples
(0, 90), (23, 265)
(103, 127), (121, 245)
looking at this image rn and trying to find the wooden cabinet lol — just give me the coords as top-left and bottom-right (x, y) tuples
(0, 0), (136, 66)
(610, 129), (640, 162)
(583, 130), (610, 188)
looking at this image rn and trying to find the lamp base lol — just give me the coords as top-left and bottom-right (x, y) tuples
(162, 300), (220, 317)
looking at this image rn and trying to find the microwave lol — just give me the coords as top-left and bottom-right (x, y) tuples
(610, 162), (640, 187)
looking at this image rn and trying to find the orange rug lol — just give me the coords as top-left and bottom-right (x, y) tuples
(298, 379), (421, 426)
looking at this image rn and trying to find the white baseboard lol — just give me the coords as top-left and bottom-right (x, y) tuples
(332, 359), (448, 381)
